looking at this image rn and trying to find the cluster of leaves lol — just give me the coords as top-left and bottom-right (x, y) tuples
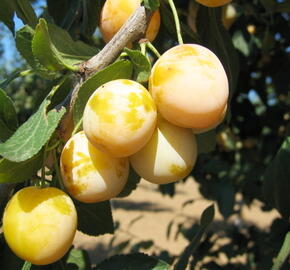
(0, 0), (290, 269)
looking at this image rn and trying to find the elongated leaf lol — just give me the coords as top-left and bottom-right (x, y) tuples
(16, 25), (58, 79)
(263, 136), (290, 219)
(117, 165), (141, 198)
(0, 0), (37, 33)
(14, 0), (38, 28)
(94, 253), (170, 270)
(66, 249), (91, 270)
(32, 19), (98, 72)
(0, 151), (43, 183)
(196, 7), (239, 100)
(0, 0), (14, 32)
(0, 100), (65, 162)
(195, 130), (216, 154)
(75, 200), (114, 236)
(80, 0), (104, 38)
(144, 0), (160, 11)
(73, 60), (133, 125)
(271, 231), (290, 270)
(124, 48), (151, 83)
(0, 88), (18, 132)
(0, 120), (14, 142)
(174, 204), (214, 270)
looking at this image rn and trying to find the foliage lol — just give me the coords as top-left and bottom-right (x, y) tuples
(0, 0), (289, 269)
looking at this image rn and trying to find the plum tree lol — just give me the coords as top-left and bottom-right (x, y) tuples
(196, 0), (232, 7)
(100, 0), (161, 43)
(60, 131), (129, 203)
(149, 44), (229, 131)
(130, 116), (197, 184)
(2, 187), (77, 265)
(83, 79), (157, 157)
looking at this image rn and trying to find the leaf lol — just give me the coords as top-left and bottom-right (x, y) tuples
(66, 248), (92, 270)
(0, 99), (66, 162)
(262, 136), (290, 219)
(196, 7), (239, 101)
(216, 182), (235, 219)
(143, 0), (160, 11)
(80, 0), (104, 38)
(174, 204), (214, 270)
(94, 253), (170, 270)
(124, 48), (151, 83)
(75, 200), (114, 236)
(117, 165), (141, 198)
(195, 130), (216, 154)
(13, 0), (38, 29)
(16, 25), (58, 79)
(0, 88), (18, 132)
(0, 151), (43, 183)
(232, 31), (250, 57)
(0, 0), (15, 32)
(200, 204), (215, 227)
(73, 60), (133, 125)
(0, 0), (37, 33)
(271, 231), (290, 270)
(32, 19), (98, 72)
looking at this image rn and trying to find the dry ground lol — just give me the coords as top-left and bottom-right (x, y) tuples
(73, 177), (280, 266)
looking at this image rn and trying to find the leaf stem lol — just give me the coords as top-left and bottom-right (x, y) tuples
(167, 0), (183, 44)
(140, 42), (147, 56)
(146, 41), (161, 58)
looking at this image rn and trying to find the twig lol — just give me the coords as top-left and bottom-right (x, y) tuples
(68, 6), (153, 117)
(80, 6), (152, 78)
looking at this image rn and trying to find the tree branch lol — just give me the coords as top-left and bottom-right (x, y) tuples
(64, 6), (152, 140)
(80, 6), (152, 78)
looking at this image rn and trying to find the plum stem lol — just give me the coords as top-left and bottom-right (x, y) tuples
(167, 0), (184, 45)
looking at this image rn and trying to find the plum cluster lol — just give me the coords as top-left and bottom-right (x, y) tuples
(60, 43), (229, 203)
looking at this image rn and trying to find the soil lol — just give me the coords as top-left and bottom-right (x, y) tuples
(73, 177), (280, 266)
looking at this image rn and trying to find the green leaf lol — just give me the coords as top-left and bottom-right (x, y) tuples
(66, 248), (92, 270)
(232, 31), (250, 57)
(75, 200), (114, 236)
(196, 7), (239, 100)
(216, 181), (235, 219)
(124, 48), (151, 83)
(94, 253), (170, 270)
(0, 0), (15, 32)
(0, 99), (66, 162)
(80, 0), (104, 38)
(263, 136), (290, 219)
(13, 0), (38, 29)
(200, 204), (215, 227)
(174, 204), (214, 270)
(195, 130), (216, 154)
(0, 88), (18, 131)
(16, 25), (58, 79)
(117, 166), (141, 198)
(143, 0), (160, 11)
(0, 151), (43, 183)
(0, 120), (14, 143)
(271, 231), (290, 270)
(32, 18), (98, 72)
(73, 60), (133, 125)
(0, 0), (37, 33)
